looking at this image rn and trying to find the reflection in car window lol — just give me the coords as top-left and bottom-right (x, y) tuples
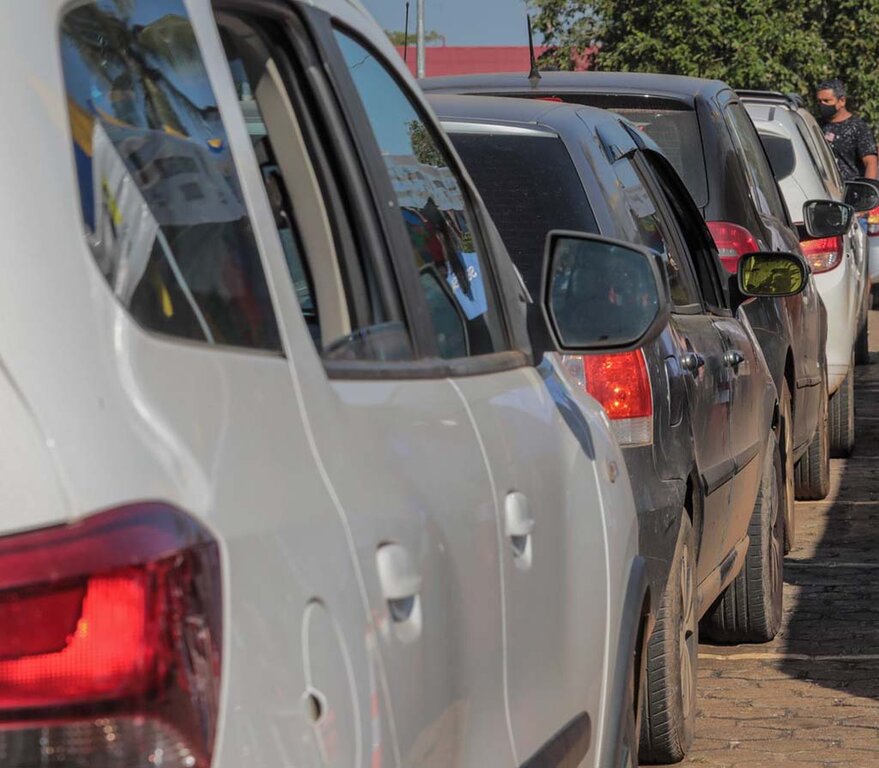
(221, 31), (321, 346)
(613, 159), (700, 307)
(60, 0), (281, 352)
(726, 105), (789, 224)
(334, 31), (507, 359)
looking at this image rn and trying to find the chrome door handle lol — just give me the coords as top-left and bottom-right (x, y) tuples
(376, 543), (422, 640)
(681, 352), (705, 374)
(724, 350), (746, 367)
(505, 492), (534, 569)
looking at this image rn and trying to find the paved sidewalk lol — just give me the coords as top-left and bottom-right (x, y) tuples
(677, 309), (879, 767)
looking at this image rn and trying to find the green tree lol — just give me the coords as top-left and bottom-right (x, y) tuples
(529, 0), (879, 127)
(385, 29), (444, 46)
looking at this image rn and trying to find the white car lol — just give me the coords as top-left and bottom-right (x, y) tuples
(0, 1), (657, 766)
(743, 93), (871, 464)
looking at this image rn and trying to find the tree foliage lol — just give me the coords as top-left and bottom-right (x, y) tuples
(530, 0), (879, 129)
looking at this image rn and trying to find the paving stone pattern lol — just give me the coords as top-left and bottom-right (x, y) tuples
(675, 309), (879, 767)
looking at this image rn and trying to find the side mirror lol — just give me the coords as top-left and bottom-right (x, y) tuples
(541, 230), (670, 352)
(803, 199), (854, 238)
(738, 251), (808, 297)
(844, 179), (879, 213)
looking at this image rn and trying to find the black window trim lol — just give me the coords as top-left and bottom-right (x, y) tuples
(625, 152), (704, 316)
(318, 19), (527, 380)
(636, 149), (732, 316)
(724, 100), (794, 229)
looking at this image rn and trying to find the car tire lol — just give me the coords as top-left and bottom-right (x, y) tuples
(794, 372), (830, 501)
(638, 514), (696, 764)
(779, 380), (796, 553)
(700, 430), (784, 644)
(855, 317), (870, 366)
(829, 360), (855, 458)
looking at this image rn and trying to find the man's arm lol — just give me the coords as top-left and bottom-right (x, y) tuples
(857, 119), (878, 178)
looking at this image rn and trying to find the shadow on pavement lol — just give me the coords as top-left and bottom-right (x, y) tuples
(778, 315), (879, 702)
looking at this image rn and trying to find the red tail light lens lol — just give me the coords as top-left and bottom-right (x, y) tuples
(561, 350), (653, 446)
(0, 502), (221, 767)
(867, 206), (879, 237)
(706, 221), (760, 273)
(800, 235), (843, 273)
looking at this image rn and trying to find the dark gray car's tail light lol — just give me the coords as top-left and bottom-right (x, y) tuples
(0, 503), (221, 767)
(561, 350), (653, 446)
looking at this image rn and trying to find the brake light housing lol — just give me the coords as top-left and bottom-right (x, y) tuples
(706, 221), (759, 273)
(867, 206), (879, 237)
(800, 235), (843, 273)
(0, 502), (222, 768)
(561, 350), (653, 446)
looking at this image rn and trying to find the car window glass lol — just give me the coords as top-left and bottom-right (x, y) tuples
(221, 28), (323, 347)
(643, 155), (725, 309)
(725, 104), (789, 223)
(60, 0), (281, 352)
(803, 119), (844, 198)
(613, 157), (701, 308)
(335, 31), (508, 359)
(218, 17), (415, 363)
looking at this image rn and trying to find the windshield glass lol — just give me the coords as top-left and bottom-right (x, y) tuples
(445, 131), (598, 296)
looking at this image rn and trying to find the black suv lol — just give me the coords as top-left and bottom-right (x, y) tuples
(429, 93), (808, 763)
(423, 72), (829, 545)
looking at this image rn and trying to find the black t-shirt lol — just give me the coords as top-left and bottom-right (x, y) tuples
(820, 115), (878, 180)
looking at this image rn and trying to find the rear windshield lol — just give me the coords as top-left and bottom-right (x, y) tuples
(446, 132), (598, 296)
(611, 109), (707, 207)
(499, 93), (708, 208)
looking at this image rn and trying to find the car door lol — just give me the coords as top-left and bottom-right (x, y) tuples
(621, 151), (736, 582)
(59, 2), (397, 766)
(640, 151), (769, 565)
(212, 7), (513, 767)
(325, 27), (607, 768)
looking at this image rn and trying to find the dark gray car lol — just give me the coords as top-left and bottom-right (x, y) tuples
(428, 93), (802, 764)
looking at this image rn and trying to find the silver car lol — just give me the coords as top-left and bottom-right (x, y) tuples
(0, 0), (661, 766)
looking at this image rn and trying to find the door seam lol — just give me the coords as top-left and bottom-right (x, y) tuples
(447, 377), (519, 767)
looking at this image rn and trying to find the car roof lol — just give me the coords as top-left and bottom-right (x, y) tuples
(427, 92), (573, 126)
(428, 92), (664, 153)
(422, 71), (732, 105)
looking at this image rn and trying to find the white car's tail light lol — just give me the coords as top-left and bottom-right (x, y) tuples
(0, 502), (221, 767)
(800, 235), (843, 273)
(561, 350), (653, 446)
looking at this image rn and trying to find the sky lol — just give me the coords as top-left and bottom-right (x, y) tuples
(361, 0), (532, 46)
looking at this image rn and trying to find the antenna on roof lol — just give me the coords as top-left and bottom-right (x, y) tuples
(527, 14), (541, 83)
(403, 2), (410, 64)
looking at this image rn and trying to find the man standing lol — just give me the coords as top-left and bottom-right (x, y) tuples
(816, 79), (878, 180)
